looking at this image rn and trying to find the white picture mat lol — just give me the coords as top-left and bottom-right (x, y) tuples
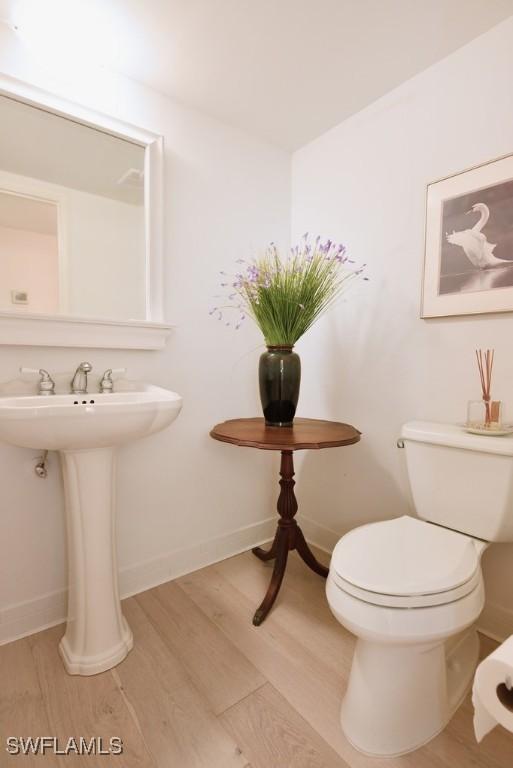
(422, 153), (513, 318)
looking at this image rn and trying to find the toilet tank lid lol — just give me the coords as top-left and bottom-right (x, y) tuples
(401, 421), (513, 457)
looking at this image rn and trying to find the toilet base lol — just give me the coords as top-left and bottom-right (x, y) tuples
(341, 627), (479, 757)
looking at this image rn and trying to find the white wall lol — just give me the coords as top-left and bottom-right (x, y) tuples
(0, 225), (59, 313)
(291, 17), (513, 640)
(0, 27), (290, 643)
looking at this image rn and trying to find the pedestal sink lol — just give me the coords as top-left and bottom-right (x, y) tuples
(0, 385), (182, 675)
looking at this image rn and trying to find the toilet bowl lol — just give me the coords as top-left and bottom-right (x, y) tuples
(327, 515), (486, 756)
(326, 421), (513, 757)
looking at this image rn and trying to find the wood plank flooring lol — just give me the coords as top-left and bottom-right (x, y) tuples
(1, 546), (513, 767)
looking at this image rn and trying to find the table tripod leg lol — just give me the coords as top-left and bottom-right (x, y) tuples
(295, 525), (329, 578)
(252, 527), (289, 626)
(252, 528), (279, 562)
(252, 449), (328, 625)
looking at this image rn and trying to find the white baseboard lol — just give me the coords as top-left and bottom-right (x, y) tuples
(297, 514), (342, 553)
(0, 516), (276, 647)
(4, 512), (511, 647)
(477, 602), (513, 643)
(0, 590), (68, 648)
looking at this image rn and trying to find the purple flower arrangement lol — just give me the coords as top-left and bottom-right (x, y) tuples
(211, 234), (366, 346)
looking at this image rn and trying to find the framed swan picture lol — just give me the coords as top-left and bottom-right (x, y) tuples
(422, 152), (513, 318)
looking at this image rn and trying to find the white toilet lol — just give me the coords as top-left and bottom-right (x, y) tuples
(326, 421), (513, 757)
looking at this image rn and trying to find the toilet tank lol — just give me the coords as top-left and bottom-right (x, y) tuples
(401, 421), (513, 542)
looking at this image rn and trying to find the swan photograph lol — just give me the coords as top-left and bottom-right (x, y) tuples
(422, 153), (513, 318)
(441, 184), (513, 295)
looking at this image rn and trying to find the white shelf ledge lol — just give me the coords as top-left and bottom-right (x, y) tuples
(0, 312), (172, 350)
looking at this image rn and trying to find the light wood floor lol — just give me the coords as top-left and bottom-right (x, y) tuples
(1, 547), (513, 767)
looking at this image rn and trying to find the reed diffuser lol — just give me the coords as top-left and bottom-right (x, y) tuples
(477, 349), (494, 426)
(467, 349), (502, 430)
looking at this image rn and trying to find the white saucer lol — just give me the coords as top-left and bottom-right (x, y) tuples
(464, 425), (513, 437)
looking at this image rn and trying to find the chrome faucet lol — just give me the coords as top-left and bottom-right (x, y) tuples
(20, 367), (55, 396)
(71, 362), (92, 395)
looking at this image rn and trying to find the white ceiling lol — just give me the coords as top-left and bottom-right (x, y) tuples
(2, 0), (513, 150)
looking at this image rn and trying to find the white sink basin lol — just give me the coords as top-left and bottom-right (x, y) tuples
(0, 384), (182, 676)
(0, 385), (182, 450)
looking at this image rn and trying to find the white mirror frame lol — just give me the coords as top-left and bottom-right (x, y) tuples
(0, 74), (171, 350)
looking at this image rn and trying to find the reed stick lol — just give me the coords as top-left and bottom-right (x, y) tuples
(475, 348), (494, 425)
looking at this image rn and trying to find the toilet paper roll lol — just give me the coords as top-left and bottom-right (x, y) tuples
(472, 635), (513, 742)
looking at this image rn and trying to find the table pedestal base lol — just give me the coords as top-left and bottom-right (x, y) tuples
(251, 450), (328, 626)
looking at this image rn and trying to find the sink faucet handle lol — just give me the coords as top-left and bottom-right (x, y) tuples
(99, 367), (127, 394)
(19, 367), (56, 396)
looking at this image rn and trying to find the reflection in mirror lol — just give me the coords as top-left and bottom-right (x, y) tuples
(0, 192), (59, 313)
(0, 95), (146, 321)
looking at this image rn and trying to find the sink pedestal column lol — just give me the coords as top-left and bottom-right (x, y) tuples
(59, 447), (133, 676)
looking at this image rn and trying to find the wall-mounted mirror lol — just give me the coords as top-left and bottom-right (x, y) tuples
(0, 94), (146, 320)
(0, 84), (167, 349)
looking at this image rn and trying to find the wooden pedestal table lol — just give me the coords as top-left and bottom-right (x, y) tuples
(210, 418), (361, 625)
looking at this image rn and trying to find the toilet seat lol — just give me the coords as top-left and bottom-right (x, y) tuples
(330, 568), (482, 608)
(330, 515), (486, 609)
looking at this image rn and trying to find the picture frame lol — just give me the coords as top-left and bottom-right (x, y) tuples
(422, 152), (513, 318)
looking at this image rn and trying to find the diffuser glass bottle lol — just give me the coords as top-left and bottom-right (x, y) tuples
(466, 349), (503, 432)
(466, 399), (503, 431)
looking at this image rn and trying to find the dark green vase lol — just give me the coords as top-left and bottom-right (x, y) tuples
(259, 346), (301, 427)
